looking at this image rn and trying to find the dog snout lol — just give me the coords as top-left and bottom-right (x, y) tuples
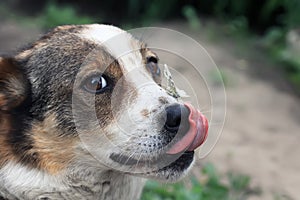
(164, 103), (190, 134)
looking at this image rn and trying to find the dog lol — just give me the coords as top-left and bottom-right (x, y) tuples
(0, 24), (208, 200)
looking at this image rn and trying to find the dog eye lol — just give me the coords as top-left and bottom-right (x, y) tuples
(146, 56), (160, 74)
(83, 75), (108, 94)
(146, 56), (158, 64)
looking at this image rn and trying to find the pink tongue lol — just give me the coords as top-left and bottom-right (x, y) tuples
(166, 103), (209, 155)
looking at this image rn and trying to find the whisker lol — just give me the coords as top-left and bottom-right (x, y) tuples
(208, 122), (224, 126)
(123, 151), (138, 166)
(134, 152), (143, 169)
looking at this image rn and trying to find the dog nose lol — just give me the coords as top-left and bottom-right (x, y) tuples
(164, 104), (190, 133)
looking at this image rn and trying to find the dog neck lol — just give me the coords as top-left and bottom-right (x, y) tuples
(0, 161), (145, 200)
(65, 168), (145, 200)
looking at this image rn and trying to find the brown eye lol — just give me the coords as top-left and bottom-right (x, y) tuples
(146, 56), (160, 76)
(83, 75), (108, 94)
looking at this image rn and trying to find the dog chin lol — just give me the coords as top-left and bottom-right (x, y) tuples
(126, 151), (195, 182)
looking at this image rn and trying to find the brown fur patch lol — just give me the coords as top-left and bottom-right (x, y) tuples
(0, 93), (7, 109)
(0, 114), (16, 166)
(53, 25), (79, 31)
(29, 114), (76, 174)
(15, 49), (33, 60)
(141, 109), (150, 118)
(158, 96), (169, 104)
(0, 58), (19, 79)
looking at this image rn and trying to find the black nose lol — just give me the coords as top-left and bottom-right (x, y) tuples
(164, 104), (190, 133)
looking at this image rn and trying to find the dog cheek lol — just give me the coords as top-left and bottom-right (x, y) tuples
(96, 78), (138, 129)
(30, 114), (77, 174)
(93, 94), (114, 128)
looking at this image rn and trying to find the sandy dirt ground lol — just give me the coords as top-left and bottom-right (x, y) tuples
(163, 23), (300, 200)
(1, 20), (299, 200)
(206, 31), (299, 200)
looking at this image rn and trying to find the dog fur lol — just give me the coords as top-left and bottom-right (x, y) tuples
(0, 24), (199, 200)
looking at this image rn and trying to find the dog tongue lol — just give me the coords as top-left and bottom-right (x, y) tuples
(166, 103), (208, 155)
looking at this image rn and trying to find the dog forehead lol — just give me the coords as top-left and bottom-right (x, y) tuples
(79, 24), (144, 73)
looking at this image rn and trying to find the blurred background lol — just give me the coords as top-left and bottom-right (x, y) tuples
(1, 0), (300, 200)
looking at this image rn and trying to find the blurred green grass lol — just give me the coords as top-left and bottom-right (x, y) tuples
(36, 2), (95, 28)
(141, 163), (259, 200)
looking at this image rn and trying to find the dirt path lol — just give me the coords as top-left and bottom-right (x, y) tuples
(1, 21), (299, 200)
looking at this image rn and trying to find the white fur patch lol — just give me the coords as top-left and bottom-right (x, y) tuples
(0, 162), (65, 193)
(79, 24), (144, 73)
(79, 24), (125, 45)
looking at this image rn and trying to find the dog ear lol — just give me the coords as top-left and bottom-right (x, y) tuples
(0, 57), (29, 111)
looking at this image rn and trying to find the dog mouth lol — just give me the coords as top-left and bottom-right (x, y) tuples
(110, 150), (194, 170)
(148, 151), (195, 175)
(110, 103), (208, 176)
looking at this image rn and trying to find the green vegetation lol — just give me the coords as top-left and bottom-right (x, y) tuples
(182, 5), (201, 30)
(203, 0), (300, 91)
(209, 69), (230, 87)
(141, 163), (259, 200)
(0, 2), (95, 29)
(262, 27), (300, 89)
(36, 2), (94, 29)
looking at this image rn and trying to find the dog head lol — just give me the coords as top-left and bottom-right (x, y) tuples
(0, 24), (208, 182)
